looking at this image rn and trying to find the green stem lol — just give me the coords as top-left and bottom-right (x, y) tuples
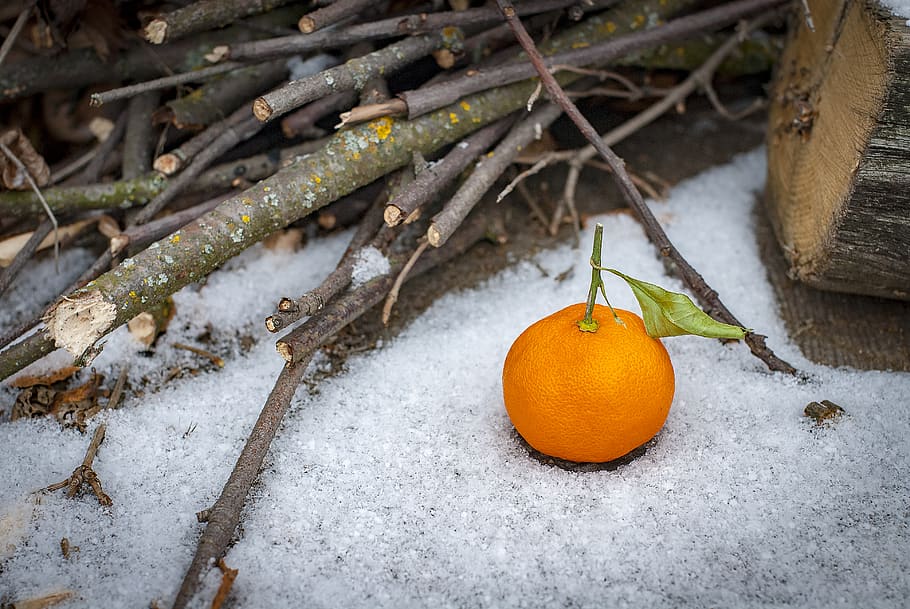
(577, 222), (621, 333)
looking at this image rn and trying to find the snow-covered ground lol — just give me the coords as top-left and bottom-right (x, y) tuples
(1, 149), (908, 608)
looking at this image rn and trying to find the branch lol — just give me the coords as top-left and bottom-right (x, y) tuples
(494, 0), (796, 374)
(123, 92), (161, 180)
(135, 114), (264, 224)
(220, 0), (599, 63)
(253, 30), (465, 122)
(144, 0), (298, 44)
(427, 103), (562, 247)
(169, 357), (310, 609)
(398, 0), (787, 119)
(157, 59), (288, 130)
(0, 0), (34, 68)
(297, 0), (373, 33)
(0, 7), (300, 101)
(89, 62), (248, 107)
(384, 117), (514, 226)
(0, 219), (52, 298)
(266, 200), (391, 332)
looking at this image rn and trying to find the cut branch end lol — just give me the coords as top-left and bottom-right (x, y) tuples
(276, 341), (294, 362)
(298, 16), (317, 33)
(384, 205), (403, 227)
(153, 153), (181, 176)
(426, 224), (443, 247)
(144, 19), (168, 44)
(252, 98), (273, 122)
(45, 291), (116, 357)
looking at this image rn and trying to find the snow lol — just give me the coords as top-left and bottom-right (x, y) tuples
(879, 0), (910, 25)
(350, 246), (391, 287)
(1, 149), (909, 607)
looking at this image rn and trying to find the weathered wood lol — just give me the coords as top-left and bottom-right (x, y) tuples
(766, 0), (910, 300)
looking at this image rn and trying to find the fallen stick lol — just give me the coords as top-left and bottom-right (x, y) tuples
(494, 0), (796, 374)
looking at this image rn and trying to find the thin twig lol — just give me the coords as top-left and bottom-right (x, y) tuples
(90, 62), (248, 107)
(382, 239), (429, 325)
(220, 0), (600, 62)
(494, 0), (795, 374)
(170, 358), (310, 609)
(42, 423), (112, 506)
(79, 113), (128, 184)
(0, 0), (34, 68)
(266, 200), (393, 332)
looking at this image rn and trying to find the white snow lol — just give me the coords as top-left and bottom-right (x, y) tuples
(878, 0), (910, 25)
(1, 149), (909, 608)
(351, 246), (391, 287)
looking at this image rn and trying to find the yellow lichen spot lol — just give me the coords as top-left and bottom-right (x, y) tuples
(170, 234), (181, 244)
(449, 112), (459, 124)
(571, 41), (589, 49)
(311, 174), (322, 184)
(605, 21), (616, 34)
(352, 151), (361, 160)
(442, 26), (459, 39)
(263, 186), (271, 192)
(368, 116), (393, 140)
(472, 117), (481, 123)
(460, 101), (471, 111)
(241, 197), (254, 205)
(632, 14), (645, 28)
(241, 214), (251, 224)
(486, 151), (494, 158)
(129, 290), (137, 299)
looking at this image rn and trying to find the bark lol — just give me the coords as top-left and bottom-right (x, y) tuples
(253, 30), (465, 122)
(145, 0), (299, 44)
(427, 104), (562, 247)
(158, 60), (288, 130)
(123, 92), (161, 180)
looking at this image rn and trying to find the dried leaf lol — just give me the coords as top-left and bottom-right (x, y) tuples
(0, 129), (50, 190)
(53, 372), (102, 405)
(9, 366), (80, 388)
(607, 268), (749, 339)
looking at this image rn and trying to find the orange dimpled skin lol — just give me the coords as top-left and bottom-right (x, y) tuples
(502, 303), (675, 463)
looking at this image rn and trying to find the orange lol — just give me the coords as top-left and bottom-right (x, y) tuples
(502, 303), (675, 463)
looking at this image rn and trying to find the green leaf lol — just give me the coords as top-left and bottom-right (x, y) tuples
(606, 269), (749, 339)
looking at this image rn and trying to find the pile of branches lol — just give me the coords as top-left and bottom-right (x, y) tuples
(0, 0), (798, 606)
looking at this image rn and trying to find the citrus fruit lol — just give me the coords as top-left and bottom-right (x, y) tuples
(502, 303), (675, 463)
